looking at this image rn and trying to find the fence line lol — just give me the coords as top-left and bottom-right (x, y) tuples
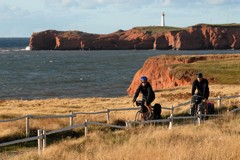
(0, 120), (126, 151)
(222, 95), (240, 99)
(1, 95), (239, 123)
(74, 111), (107, 115)
(31, 114), (75, 119)
(173, 101), (191, 109)
(127, 119), (170, 125)
(0, 135), (42, 147)
(108, 107), (138, 111)
(46, 123), (85, 135)
(0, 115), (28, 122)
(1, 107), (240, 152)
(87, 121), (126, 129)
(231, 108), (240, 113)
(0, 106), (172, 124)
(0, 94), (239, 151)
(172, 116), (197, 120)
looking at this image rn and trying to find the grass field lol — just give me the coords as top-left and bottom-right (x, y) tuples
(1, 113), (240, 160)
(0, 84), (240, 160)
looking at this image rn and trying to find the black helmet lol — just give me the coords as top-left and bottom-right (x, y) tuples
(196, 72), (203, 78)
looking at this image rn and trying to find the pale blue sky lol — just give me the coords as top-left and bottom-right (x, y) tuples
(0, 0), (239, 37)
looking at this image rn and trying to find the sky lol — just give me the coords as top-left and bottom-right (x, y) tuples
(0, 0), (239, 37)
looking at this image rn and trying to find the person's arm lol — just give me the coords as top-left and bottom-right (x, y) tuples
(192, 81), (196, 95)
(133, 85), (141, 102)
(145, 85), (154, 112)
(202, 79), (209, 99)
(146, 86), (152, 103)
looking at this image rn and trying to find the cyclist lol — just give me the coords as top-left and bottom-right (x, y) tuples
(132, 76), (155, 120)
(191, 72), (210, 116)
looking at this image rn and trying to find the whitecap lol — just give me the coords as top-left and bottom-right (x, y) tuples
(19, 46), (30, 51)
(0, 49), (10, 52)
(25, 46), (30, 51)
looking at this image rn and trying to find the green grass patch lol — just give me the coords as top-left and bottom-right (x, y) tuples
(134, 26), (183, 34)
(170, 57), (240, 84)
(192, 23), (240, 27)
(135, 23), (240, 35)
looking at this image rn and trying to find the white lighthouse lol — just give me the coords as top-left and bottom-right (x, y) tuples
(161, 12), (165, 26)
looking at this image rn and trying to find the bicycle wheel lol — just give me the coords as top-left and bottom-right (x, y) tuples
(135, 111), (142, 122)
(192, 104), (197, 116)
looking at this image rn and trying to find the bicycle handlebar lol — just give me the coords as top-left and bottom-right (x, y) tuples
(192, 95), (202, 98)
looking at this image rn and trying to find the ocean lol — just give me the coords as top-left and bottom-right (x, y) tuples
(0, 38), (239, 99)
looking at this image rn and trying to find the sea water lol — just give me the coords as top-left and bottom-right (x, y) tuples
(0, 38), (239, 99)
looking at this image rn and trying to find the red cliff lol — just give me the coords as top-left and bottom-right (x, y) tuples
(127, 54), (240, 95)
(29, 24), (240, 50)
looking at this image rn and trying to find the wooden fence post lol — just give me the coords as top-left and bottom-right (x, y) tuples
(197, 115), (201, 125)
(42, 130), (47, 151)
(38, 129), (43, 155)
(125, 120), (131, 128)
(70, 112), (74, 126)
(85, 119), (88, 137)
(25, 115), (30, 137)
(218, 96), (222, 113)
(106, 109), (110, 124)
(169, 105), (174, 130)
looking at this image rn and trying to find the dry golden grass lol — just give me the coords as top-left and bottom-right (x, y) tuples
(0, 85), (240, 139)
(1, 114), (240, 160)
(0, 84), (240, 160)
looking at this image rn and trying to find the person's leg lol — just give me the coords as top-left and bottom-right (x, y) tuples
(204, 101), (208, 114)
(203, 97), (209, 114)
(145, 98), (155, 118)
(141, 101), (148, 120)
(146, 104), (152, 113)
(203, 98), (208, 120)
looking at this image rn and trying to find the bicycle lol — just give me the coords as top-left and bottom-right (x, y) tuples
(190, 95), (205, 120)
(134, 100), (153, 121)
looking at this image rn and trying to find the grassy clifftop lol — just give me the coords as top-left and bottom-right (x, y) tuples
(169, 54), (240, 84)
(133, 26), (182, 34)
(134, 23), (240, 34)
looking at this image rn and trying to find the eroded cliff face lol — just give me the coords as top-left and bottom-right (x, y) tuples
(127, 54), (240, 95)
(29, 24), (240, 50)
(30, 30), (58, 50)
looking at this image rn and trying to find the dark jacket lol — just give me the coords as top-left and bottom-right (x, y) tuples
(192, 78), (209, 99)
(133, 82), (155, 105)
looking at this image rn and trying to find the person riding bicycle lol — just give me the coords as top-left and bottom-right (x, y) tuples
(191, 72), (210, 116)
(132, 76), (155, 119)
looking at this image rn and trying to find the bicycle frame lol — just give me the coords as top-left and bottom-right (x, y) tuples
(190, 95), (205, 119)
(134, 100), (152, 121)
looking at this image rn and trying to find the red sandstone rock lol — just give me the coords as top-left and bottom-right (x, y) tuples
(127, 54), (240, 95)
(153, 34), (170, 49)
(30, 30), (58, 50)
(29, 24), (240, 50)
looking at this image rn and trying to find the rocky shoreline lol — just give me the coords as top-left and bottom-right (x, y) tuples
(29, 24), (240, 50)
